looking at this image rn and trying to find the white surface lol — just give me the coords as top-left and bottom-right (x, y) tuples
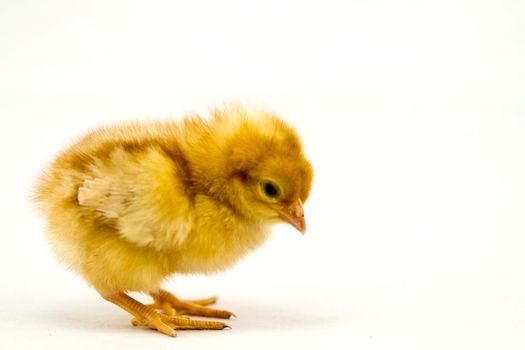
(1, 0), (524, 349)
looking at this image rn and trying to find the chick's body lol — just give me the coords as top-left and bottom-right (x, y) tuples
(34, 106), (312, 336)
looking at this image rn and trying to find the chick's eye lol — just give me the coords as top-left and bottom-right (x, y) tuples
(263, 182), (279, 197)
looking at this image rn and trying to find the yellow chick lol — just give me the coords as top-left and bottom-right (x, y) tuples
(34, 104), (313, 337)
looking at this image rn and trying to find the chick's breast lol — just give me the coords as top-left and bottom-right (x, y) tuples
(173, 194), (270, 274)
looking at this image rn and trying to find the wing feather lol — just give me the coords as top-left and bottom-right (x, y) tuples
(77, 146), (192, 249)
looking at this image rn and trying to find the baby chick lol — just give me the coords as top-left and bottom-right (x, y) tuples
(34, 105), (313, 337)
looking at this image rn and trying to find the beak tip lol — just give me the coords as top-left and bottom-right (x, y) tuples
(284, 215), (306, 235)
(277, 199), (307, 235)
(297, 221), (306, 235)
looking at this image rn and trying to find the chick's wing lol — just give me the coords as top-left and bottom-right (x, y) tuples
(77, 146), (192, 250)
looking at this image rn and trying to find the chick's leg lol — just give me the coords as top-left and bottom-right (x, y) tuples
(101, 292), (228, 337)
(150, 289), (235, 319)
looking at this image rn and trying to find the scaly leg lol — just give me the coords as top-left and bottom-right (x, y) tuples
(101, 292), (229, 337)
(149, 289), (235, 319)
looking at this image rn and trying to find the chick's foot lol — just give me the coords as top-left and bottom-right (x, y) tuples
(102, 292), (229, 337)
(150, 289), (235, 319)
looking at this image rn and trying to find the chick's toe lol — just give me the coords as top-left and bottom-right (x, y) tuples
(151, 289), (235, 319)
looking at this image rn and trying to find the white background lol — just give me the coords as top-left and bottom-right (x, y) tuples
(1, 0), (524, 349)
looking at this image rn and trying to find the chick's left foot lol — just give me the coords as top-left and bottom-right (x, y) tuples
(150, 289), (235, 319)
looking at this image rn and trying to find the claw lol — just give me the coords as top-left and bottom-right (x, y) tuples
(157, 324), (177, 337)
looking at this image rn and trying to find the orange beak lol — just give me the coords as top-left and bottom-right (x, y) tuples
(278, 199), (306, 234)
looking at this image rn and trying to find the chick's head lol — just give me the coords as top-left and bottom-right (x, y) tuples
(211, 109), (313, 233)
